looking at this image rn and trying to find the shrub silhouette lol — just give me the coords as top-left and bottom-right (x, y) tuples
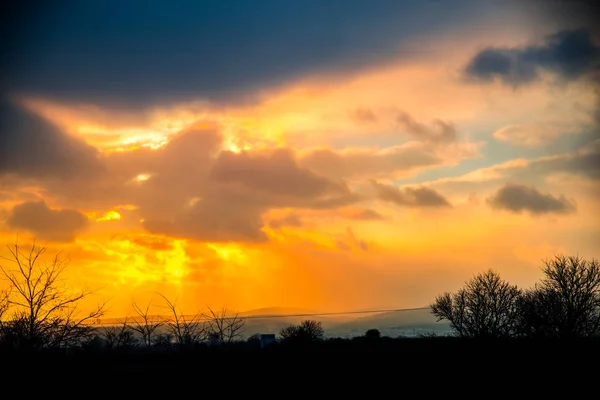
(364, 329), (381, 339)
(279, 320), (324, 344)
(518, 255), (600, 338)
(431, 269), (521, 338)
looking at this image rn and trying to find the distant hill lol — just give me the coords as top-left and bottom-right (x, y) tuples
(235, 307), (452, 339)
(326, 308), (452, 338)
(91, 306), (452, 339)
(237, 307), (316, 317)
(240, 313), (353, 337)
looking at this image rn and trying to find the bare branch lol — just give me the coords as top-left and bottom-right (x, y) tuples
(205, 306), (246, 344)
(0, 240), (105, 349)
(130, 300), (163, 347)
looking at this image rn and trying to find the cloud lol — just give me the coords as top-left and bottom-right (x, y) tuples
(6, 200), (89, 241)
(0, 110), (479, 243)
(486, 183), (576, 215)
(339, 208), (385, 221)
(141, 146), (359, 242)
(210, 148), (349, 198)
(33, 126), (359, 243)
(492, 123), (564, 146)
(372, 182), (451, 208)
(396, 112), (456, 143)
(298, 141), (479, 181)
(267, 213), (304, 229)
(464, 29), (600, 86)
(336, 227), (369, 251)
(299, 146), (438, 180)
(143, 195), (269, 243)
(130, 235), (175, 251)
(426, 141), (600, 189)
(350, 107), (378, 125)
(528, 148), (600, 181)
(2, 1), (512, 108)
(0, 98), (102, 179)
(519, 2), (600, 39)
(5, 113), (481, 243)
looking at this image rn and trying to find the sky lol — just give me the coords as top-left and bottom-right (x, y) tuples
(0, 0), (599, 319)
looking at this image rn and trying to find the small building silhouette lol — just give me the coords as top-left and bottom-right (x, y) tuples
(259, 334), (276, 348)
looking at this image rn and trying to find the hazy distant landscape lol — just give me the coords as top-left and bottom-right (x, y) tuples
(93, 306), (452, 339)
(237, 307), (452, 338)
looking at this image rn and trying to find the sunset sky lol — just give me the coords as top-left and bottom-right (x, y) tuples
(1, 1), (599, 319)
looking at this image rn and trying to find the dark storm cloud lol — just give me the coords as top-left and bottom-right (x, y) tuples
(465, 29), (600, 86)
(487, 183), (576, 215)
(6, 200), (89, 242)
(3, 0), (501, 108)
(372, 182), (451, 208)
(0, 99), (103, 179)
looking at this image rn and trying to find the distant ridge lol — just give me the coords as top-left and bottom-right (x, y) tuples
(237, 307), (317, 317)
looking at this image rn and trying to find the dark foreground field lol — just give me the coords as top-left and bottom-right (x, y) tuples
(2, 338), (599, 394)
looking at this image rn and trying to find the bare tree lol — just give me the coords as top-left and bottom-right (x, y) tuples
(158, 294), (205, 346)
(205, 306), (245, 344)
(519, 255), (600, 338)
(130, 301), (163, 347)
(280, 320), (325, 343)
(0, 240), (105, 349)
(0, 289), (10, 343)
(431, 269), (521, 338)
(0, 289), (8, 323)
(101, 317), (137, 349)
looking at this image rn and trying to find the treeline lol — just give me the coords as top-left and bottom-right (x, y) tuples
(431, 255), (600, 338)
(2, 240), (600, 354)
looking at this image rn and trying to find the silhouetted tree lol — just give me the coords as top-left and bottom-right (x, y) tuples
(246, 333), (261, 346)
(130, 301), (163, 347)
(431, 270), (521, 338)
(205, 306), (245, 344)
(159, 294), (205, 346)
(0, 240), (105, 349)
(518, 255), (600, 338)
(365, 328), (381, 339)
(279, 320), (325, 343)
(0, 289), (8, 319)
(0, 289), (9, 340)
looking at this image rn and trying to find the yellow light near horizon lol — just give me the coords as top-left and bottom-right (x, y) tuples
(96, 210), (122, 222)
